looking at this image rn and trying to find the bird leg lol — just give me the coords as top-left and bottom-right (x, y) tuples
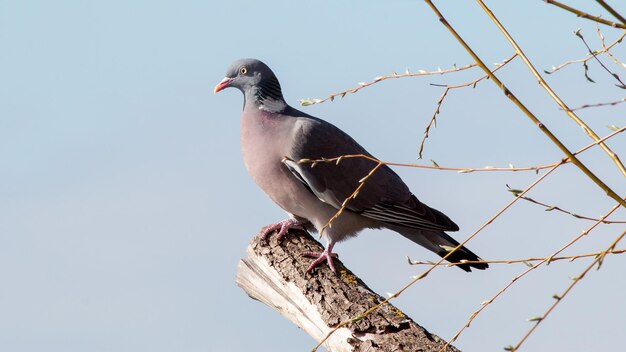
(302, 241), (338, 273)
(259, 218), (305, 241)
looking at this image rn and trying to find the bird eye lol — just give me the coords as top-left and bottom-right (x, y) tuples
(239, 66), (248, 75)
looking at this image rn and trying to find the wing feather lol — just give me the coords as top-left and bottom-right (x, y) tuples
(283, 112), (458, 232)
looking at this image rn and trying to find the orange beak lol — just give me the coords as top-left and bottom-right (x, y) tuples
(214, 77), (234, 94)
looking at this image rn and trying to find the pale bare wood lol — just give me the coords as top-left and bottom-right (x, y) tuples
(236, 230), (460, 352)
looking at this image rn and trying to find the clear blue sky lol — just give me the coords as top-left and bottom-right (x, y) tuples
(2, 1), (625, 351)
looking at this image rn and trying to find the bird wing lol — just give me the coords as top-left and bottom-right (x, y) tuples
(283, 113), (458, 232)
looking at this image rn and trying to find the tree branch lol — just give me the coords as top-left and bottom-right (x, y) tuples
(236, 231), (460, 352)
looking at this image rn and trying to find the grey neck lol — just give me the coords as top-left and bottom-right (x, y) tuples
(244, 77), (287, 112)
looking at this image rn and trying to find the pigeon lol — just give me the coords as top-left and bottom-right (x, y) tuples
(215, 58), (488, 273)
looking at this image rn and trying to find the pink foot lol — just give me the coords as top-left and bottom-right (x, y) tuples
(303, 242), (338, 273)
(259, 219), (304, 241)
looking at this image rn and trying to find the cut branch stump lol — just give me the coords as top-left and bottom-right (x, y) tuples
(236, 229), (460, 352)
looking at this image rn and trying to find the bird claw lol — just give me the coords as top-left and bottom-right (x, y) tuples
(303, 250), (339, 273)
(260, 219), (338, 274)
(259, 219), (304, 241)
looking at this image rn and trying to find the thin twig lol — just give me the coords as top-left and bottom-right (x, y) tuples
(418, 53), (518, 158)
(513, 192), (626, 224)
(543, 0), (626, 29)
(298, 153), (558, 173)
(576, 29), (626, 88)
(408, 248), (626, 267)
(570, 97), (626, 110)
(544, 30), (626, 74)
(573, 125), (626, 154)
(510, 227), (626, 351)
(298, 63), (479, 106)
(419, 88), (446, 159)
(597, 27), (626, 70)
(596, 0), (626, 25)
(548, 29), (626, 74)
(319, 162), (383, 238)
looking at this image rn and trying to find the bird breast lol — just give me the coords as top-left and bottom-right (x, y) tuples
(240, 109), (307, 214)
(239, 108), (379, 241)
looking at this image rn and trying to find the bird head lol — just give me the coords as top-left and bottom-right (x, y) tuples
(214, 59), (279, 94)
(214, 58), (286, 110)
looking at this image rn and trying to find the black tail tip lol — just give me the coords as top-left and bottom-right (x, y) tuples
(457, 260), (489, 272)
(439, 249), (489, 272)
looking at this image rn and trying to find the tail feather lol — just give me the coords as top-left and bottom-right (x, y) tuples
(391, 227), (488, 272)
